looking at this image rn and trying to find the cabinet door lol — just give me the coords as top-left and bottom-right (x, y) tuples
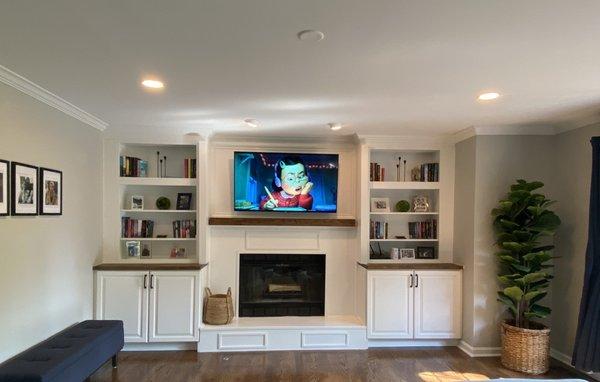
(367, 270), (414, 339)
(96, 271), (149, 343)
(414, 270), (462, 339)
(148, 271), (199, 342)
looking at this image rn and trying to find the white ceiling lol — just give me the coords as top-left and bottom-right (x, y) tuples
(1, 0), (600, 136)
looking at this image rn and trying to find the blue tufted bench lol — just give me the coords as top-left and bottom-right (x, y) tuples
(0, 320), (124, 382)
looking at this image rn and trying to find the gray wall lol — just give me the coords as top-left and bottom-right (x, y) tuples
(0, 83), (102, 362)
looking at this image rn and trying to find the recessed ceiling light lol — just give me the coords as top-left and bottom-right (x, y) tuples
(297, 30), (325, 42)
(141, 79), (164, 89)
(244, 119), (259, 128)
(328, 123), (342, 131)
(478, 92), (500, 101)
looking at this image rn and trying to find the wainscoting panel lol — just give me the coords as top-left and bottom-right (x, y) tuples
(217, 332), (268, 350)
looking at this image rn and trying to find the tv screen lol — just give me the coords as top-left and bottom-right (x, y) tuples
(234, 151), (339, 213)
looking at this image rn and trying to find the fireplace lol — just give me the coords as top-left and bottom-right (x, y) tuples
(238, 254), (325, 317)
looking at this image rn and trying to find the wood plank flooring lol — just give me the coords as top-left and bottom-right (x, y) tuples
(90, 347), (590, 382)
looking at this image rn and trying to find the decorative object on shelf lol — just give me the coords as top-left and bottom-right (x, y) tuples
(411, 166), (420, 181)
(156, 234), (167, 238)
(396, 156), (401, 181)
(141, 244), (151, 258)
(155, 196), (171, 210)
(492, 179), (560, 374)
(394, 235), (407, 239)
(203, 287), (234, 325)
(163, 155), (167, 177)
(156, 151), (160, 177)
(403, 159), (407, 181)
(416, 246), (436, 259)
(170, 246), (186, 258)
(370, 197), (390, 212)
(125, 240), (141, 257)
(0, 159), (9, 216)
(131, 195), (144, 210)
(159, 159), (163, 177)
(413, 195), (430, 212)
(395, 200), (411, 212)
(400, 248), (415, 259)
(39, 167), (62, 216)
(11, 162), (38, 216)
(390, 247), (399, 260)
(176, 192), (193, 210)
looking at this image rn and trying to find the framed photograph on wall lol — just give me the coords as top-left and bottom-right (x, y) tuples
(39, 167), (62, 215)
(0, 159), (9, 216)
(11, 162), (38, 216)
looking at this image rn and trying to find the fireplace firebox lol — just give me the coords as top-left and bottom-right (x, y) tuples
(238, 254), (325, 317)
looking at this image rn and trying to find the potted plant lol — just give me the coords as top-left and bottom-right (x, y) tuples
(492, 179), (561, 374)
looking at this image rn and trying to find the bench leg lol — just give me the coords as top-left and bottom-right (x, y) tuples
(112, 354), (118, 369)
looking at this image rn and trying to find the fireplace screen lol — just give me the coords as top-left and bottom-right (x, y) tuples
(238, 254), (325, 317)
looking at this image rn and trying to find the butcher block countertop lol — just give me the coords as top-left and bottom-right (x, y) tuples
(93, 263), (208, 271)
(357, 262), (463, 270)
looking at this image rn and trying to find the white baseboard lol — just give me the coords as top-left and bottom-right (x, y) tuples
(123, 342), (197, 351)
(457, 340), (501, 357)
(368, 339), (459, 348)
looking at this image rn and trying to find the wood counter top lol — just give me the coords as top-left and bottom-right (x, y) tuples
(93, 263), (208, 271)
(357, 262), (463, 270)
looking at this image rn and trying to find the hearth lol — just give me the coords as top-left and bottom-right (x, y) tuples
(238, 253), (325, 317)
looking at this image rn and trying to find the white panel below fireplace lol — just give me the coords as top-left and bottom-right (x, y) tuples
(245, 230), (320, 250)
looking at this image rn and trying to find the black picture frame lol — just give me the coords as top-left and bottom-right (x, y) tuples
(416, 246), (436, 259)
(39, 167), (63, 216)
(176, 192), (193, 210)
(0, 159), (9, 216)
(11, 162), (38, 216)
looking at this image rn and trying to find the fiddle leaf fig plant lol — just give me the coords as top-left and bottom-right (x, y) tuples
(492, 179), (560, 329)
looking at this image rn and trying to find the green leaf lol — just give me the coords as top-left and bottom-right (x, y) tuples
(497, 295), (517, 315)
(503, 242), (525, 252)
(503, 286), (524, 302)
(524, 290), (546, 302)
(510, 263), (531, 273)
(500, 220), (521, 231)
(499, 255), (519, 264)
(521, 272), (549, 285)
(523, 251), (552, 264)
(529, 304), (551, 318)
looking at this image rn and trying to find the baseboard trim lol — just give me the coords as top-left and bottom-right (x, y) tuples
(123, 342), (197, 351)
(457, 340), (501, 357)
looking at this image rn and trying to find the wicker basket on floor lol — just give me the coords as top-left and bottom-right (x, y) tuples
(203, 287), (234, 325)
(501, 321), (550, 375)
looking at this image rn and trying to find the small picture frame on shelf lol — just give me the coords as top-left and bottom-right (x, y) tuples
(11, 162), (38, 216)
(400, 248), (415, 259)
(141, 243), (151, 258)
(126, 240), (141, 257)
(170, 247), (186, 258)
(131, 195), (144, 210)
(39, 167), (62, 215)
(370, 197), (390, 212)
(416, 246), (436, 259)
(176, 192), (192, 210)
(0, 159), (9, 216)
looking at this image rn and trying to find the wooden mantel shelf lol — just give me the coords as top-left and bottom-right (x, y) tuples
(93, 263), (208, 271)
(357, 262), (463, 270)
(208, 217), (356, 227)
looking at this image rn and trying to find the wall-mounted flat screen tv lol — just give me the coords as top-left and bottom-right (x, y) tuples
(234, 151), (339, 213)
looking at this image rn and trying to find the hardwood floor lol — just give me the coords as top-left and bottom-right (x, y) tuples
(91, 347), (589, 382)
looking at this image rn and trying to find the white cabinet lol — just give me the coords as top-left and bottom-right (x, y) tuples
(366, 269), (462, 340)
(367, 271), (413, 338)
(95, 270), (199, 343)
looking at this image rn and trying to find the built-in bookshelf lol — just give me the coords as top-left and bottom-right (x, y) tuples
(361, 145), (448, 263)
(116, 143), (199, 262)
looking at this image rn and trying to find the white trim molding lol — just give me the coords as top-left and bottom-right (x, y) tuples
(457, 340), (501, 357)
(0, 64), (108, 131)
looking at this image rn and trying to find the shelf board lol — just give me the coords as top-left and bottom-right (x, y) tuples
(358, 262), (462, 270)
(209, 217), (356, 227)
(370, 181), (439, 190)
(119, 177), (196, 186)
(370, 212), (438, 215)
(120, 238), (196, 241)
(121, 209), (197, 213)
(369, 239), (438, 242)
(93, 263), (208, 271)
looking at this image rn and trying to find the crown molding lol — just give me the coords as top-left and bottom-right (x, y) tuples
(0, 64), (108, 131)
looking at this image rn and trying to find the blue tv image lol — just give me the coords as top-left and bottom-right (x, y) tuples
(234, 152), (339, 213)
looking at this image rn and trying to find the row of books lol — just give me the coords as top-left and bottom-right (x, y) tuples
(370, 220), (389, 239)
(418, 163), (439, 182)
(121, 218), (154, 238)
(408, 220), (437, 239)
(184, 158), (197, 178)
(369, 162), (386, 181)
(173, 220), (197, 238)
(120, 156), (148, 177)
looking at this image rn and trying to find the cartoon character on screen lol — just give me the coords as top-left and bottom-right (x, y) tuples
(260, 156), (314, 210)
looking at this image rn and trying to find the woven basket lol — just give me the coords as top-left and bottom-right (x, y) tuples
(501, 321), (550, 374)
(203, 287), (234, 325)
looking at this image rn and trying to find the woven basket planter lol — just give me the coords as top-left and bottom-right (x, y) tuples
(203, 287), (234, 325)
(501, 321), (550, 375)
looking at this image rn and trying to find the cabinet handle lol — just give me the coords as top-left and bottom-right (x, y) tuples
(415, 274), (419, 288)
(150, 274), (154, 289)
(143, 274), (147, 289)
(409, 274), (413, 288)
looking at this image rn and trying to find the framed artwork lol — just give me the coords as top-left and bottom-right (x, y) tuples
(400, 248), (415, 259)
(370, 197), (390, 212)
(416, 246), (436, 259)
(131, 195), (144, 210)
(39, 167), (62, 215)
(0, 159), (8, 216)
(126, 241), (141, 257)
(11, 162), (38, 216)
(176, 192), (192, 210)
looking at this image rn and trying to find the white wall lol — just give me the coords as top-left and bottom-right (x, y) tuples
(0, 83), (102, 362)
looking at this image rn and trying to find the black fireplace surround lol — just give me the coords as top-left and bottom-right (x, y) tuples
(238, 254), (325, 317)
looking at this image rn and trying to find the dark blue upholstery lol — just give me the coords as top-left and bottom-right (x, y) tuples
(0, 320), (124, 382)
